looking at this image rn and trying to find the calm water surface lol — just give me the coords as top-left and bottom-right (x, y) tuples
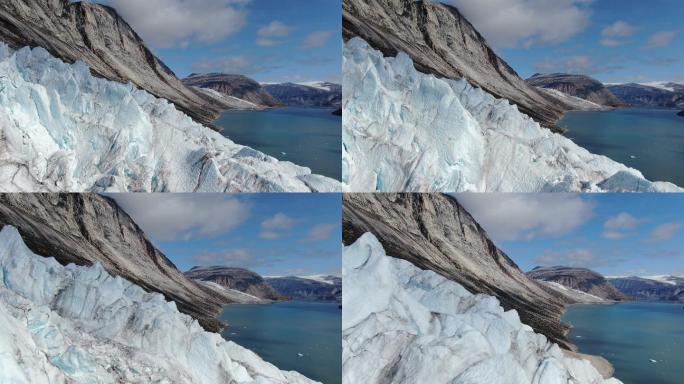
(215, 107), (341, 180)
(562, 302), (684, 384)
(219, 301), (342, 384)
(559, 108), (684, 187)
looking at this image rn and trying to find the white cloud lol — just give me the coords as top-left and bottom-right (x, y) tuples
(448, 0), (592, 48)
(534, 55), (622, 75)
(600, 21), (635, 47)
(602, 212), (639, 239)
(191, 55), (280, 74)
(457, 194), (594, 241)
(109, 0), (249, 48)
(534, 248), (596, 267)
(111, 194), (251, 241)
(193, 249), (253, 265)
(256, 21), (293, 46)
(303, 223), (338, 242)
(301, 31), (333, 49)
(646, 222), (683, 242)
(644, 31), (677, 49)
(259, 213), (297, 239)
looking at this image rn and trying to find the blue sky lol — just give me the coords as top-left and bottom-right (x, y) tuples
(458, 194), (684, 277)
(451, 0), (684, 83)
(110, 194), (341, 276)
(89, 0), (341, 83)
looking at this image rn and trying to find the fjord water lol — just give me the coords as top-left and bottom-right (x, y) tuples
(563, 302), (684, 384)
(215, 107), (342, 180)
(219, 301), (342, 384)
(559, 108), (684, 187)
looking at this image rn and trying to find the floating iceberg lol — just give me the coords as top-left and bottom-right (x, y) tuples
(0, 225), (317, 383)
(0, 43), (338, 192)
(342, 37), (680, 192)
(342, 233), (622, 384)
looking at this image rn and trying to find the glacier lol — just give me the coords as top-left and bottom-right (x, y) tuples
(342, 38), (681, 192)
(0, 43), (338, 192)
(0, 225), (317, 384)
(343, 232), (623, 384)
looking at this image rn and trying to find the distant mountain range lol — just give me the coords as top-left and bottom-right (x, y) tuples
(265, 275), (342, 302)
(262, 82), (342, 108)
(527, 266), (628, 302)
(607, 82), (684, 109)
(608, 275), (684, 302)
(526, 74), (625, 108)
(183, 73), (280, 107)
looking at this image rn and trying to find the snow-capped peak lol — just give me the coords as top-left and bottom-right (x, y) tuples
(296, 81), (332, 91)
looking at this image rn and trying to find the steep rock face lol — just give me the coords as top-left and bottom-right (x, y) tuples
(263, 82), (342, 108)
(343, 0), (577, 130)
(185, 266), (285, 301)
(527, 266), (628, 301)
(183, 73), (280, 107)
(343, 233), (621, 384)
(266, 276), (342, 302)
(526, 74), (624, 107)
(0, 0), (230, 126)
(607, 83), (684, 109)
(0, 225), (316, 384)
(342, 193), (574, 349)
(608, 276), (684, 302)
(0, 193), (233, 332)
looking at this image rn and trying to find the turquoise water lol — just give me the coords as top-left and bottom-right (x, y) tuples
(559, 108), (684, 187)
(215, 107), (342, 180)
(218, 301), (342, 384)
(562, 302), (684, 384)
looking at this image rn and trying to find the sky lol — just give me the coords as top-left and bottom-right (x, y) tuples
(86, 0), (341, 83)
(458, 194), (684, 277)
(449, 0), (684, 84)
(110, 194), (342, 276)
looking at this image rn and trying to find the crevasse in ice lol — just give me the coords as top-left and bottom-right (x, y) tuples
(342, 233), (623, 384)
(342, 37), (680, 192)
(0, 43), (338, 192)
(0, 225), (317, 384)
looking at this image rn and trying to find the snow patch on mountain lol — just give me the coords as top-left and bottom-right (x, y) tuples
(0, 225), (316, 384)
(342, 38), (680, 192)
(343, 232), (622, 384)
(0, 43), (338, 192)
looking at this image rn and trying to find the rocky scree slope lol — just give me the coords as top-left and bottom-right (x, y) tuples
(343, 0), (579, 130)
(526, 74), (624, 107)
(0, 225), (316, 384)
(0, 0), (234, 126)
(265, 276), (342, 302)
(608, 276), (684, 302)
(527, 266), (628, 302)
(343, 233), (621, 384)
(342, 193), (575, 349)
(0, 43), (338, 192)
(263, 82), (342, 108)
(183, 73), (280, 107)
(0, 193), (238, 332)
(185, 266), (286, 301)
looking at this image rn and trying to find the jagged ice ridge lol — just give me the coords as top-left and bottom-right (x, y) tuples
(0, 43), (338, 192)
(342, 233), (622, 384)
(0, 225), (317, 383)
(342, 38), (680, 192)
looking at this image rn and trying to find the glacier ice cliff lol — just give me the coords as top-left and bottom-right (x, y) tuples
(0, 225), (317, 383)
(342, 38), (680, 192)
(342, 233), (623, 384)
(0, 43), (338, 192)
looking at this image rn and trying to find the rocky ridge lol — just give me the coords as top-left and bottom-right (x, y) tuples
(526, 74), (624, 107)
(608, 276), (684, 302)
(263, 82), (342, 108)
(607, 83), (684, 109)
(265, 276), (342, 302)
(185, 266), (286, 301)
(183, 73), (280, 107)
(527, 266), (628, 302)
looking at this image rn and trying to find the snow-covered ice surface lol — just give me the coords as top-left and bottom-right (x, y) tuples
(0, 43), (339, 192)
(342, 233), (623, 384)
(0, 225), (317, 384)
(342, 38), (681, 192)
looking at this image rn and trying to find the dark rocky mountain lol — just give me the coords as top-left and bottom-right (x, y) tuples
(606, 83), (684, 109)
(678, 110), (684, 117)
(183, 73), (280, 107)
(0, 0), (233, 126)
(608, 276), (684, 302)
(265, 276), (342, 302)
(262, 82), (342, 108)
(527, 266), (628, 301)
(343, 0), (581, 131)
(343, 193), (575, 349)
(0, 194), (235, 332)
(526, 74), (624, 107)
(185, 266), (285, 301)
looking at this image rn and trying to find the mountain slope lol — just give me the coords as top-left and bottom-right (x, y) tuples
(263, 82), (342, 108)
(183, 73), (280, 107)
(608, 276), (684, 302)
(0, 193), (237, 332)
(342, 193), (575, 349)
(526, 74), (624, 107)
(527, 266), (628, 301)
(185, 266), (285, 301)
(343, 0), (577, 130)
(265, 276), (342, 302)
(606, 83), (684, 109)
(0, 0), (231, 126)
